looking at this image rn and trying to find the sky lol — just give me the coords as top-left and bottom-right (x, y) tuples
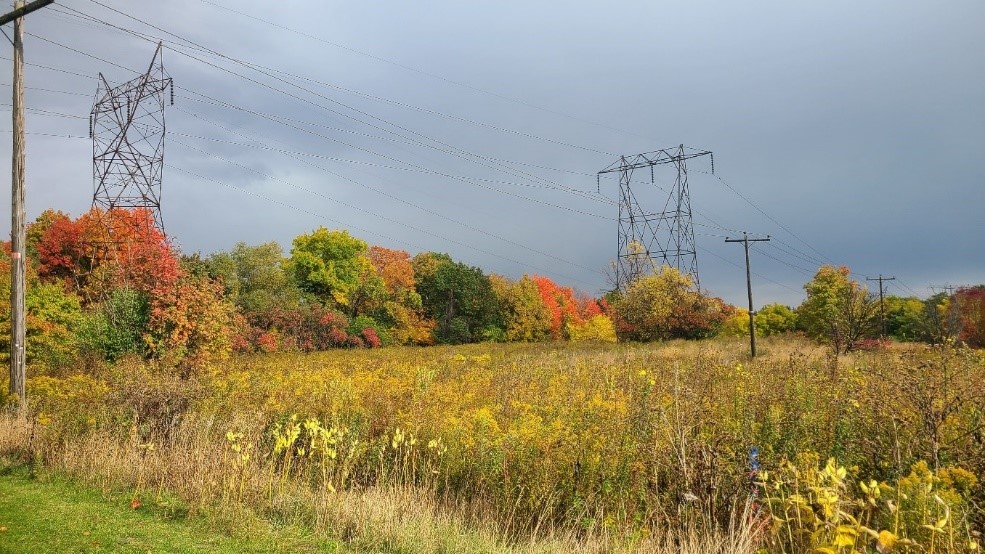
(0, 0), (982, 308)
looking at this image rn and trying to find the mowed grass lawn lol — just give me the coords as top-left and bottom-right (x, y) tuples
(0, 464), (340, 554)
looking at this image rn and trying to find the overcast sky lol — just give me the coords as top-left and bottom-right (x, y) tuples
(1, 0), (982, 307)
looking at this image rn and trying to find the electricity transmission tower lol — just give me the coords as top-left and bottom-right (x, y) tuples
(90, 42), (173, 241)
(598, 145), (713, 291)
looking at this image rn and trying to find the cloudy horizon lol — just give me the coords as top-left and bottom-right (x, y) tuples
(1, 0), (982, 308)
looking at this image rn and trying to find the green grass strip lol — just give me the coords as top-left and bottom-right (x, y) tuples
(0, 465), (341, 553)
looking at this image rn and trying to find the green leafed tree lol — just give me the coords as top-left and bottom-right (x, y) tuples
(754, 303), (798, 337)
(287, 228), (383, 315)
(77, 287), (150, 362)
(413, 252), (500, 344)
(883, 295), (931, 342)
(208, 241), (301, 315)
(797, 265), (878, 353)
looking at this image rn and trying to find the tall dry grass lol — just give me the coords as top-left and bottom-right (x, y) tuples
(2, 336), (982, 552)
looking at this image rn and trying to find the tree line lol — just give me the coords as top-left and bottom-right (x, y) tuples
(1, 208), (983, 373)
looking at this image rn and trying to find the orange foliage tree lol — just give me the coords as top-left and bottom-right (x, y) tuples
(368, 245), (435, 345)
(952, 286), (985, 348)
(532, 275), (584, 340)
(32, 208), (179, 301)
(145, 265), (235, 369)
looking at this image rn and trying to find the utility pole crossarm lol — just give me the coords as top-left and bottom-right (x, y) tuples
(0, 0), (54, 26)
(725, 233), (770, 357)
(867, 274), (896, 338)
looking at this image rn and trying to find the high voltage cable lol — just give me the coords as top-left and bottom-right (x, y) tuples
(167, 164), (421, 252)
(27, 31), (612, 220)
(249, 64), (616, 157)
(0, 82), (89, 96)
(31, 15), (611, 211)
(756, 246), (816, 276)
(0, 104), (87, 119)
(196, 0), (664, 145)
(58, 1), (619, 163)
(178, 93), (601, 181)
(695, 169), (836, 266)
(767, 238), (830, 270)
(894, 278), (924, 298)
(168, 124), (605, 273)
(57, 3), (612, 207)
(0, 55), (95, 80)
(175, 92), (610, 203)
(168, 124), (605, 198)
(701, 244), (801, 295)
(0, 129), (88, 139)
(22, 21), (609, 287)
(168, 143), (599, 290)
(171, 109), (591, 269)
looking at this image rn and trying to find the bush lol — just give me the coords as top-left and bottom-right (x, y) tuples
(77, 287), (150, 362)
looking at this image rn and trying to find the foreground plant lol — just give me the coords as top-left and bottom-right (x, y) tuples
(757, 454), (980, 553)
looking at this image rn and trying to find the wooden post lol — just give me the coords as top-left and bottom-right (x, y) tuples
(9, 0), (26, 406)
(5, 0), (53, 407)
(726, 233), (770, 357)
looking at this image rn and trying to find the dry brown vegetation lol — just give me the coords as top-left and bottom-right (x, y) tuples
(2, 336), (983, 552)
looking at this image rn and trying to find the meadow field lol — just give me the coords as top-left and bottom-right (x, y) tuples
(2, 336), (983, 553)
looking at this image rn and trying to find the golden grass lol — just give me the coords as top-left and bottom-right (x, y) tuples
(2, 336), (982, 552)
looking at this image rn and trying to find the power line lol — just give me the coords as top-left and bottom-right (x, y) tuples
(57, 3), (619, 160)
(0, 129), (87, 139)
(167, 154), (600, 290)
(28, 24), (613, 216)
(51, 4), (613, 207)
(697, 169), (836, 266)
(0, 81), (89, 95)
(170, 133), (602, 277)
(17, 27), (613, 289)
(195, 0), (665, 145)
(9, 37), (617, 289)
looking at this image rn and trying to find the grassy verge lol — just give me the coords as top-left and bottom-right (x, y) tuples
(0, 462), (340, 554)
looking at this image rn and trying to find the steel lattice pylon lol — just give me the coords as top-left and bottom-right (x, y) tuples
(90, 42), (172, 239)
(598, 145), (712, 291)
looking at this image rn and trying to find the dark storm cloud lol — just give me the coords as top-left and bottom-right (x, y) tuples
(1, 0), (982, 306)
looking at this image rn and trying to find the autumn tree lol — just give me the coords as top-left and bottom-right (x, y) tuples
(32, 208), (180, 301)
(951, 286), (985, 348)
(144, 262), (236, 369)
(797, 265), (878, 353)
(288, 228), (384, 316)
(0, 249), (84, 372)
(532, 275), (584, 340)
(490, 274), (552, 342)
(754, 303), (798, 337)
(612, 266), (731, 341)
(566, 314), (617, 343)
(369, 246), (435, 344)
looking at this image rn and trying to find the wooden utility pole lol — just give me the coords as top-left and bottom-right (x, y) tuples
(726, 233), (770, 357)
(866, 274), (895, 338)
(5, 0), (54, 407)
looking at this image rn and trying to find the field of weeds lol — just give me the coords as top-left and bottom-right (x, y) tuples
(3, 336), (983, 553)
